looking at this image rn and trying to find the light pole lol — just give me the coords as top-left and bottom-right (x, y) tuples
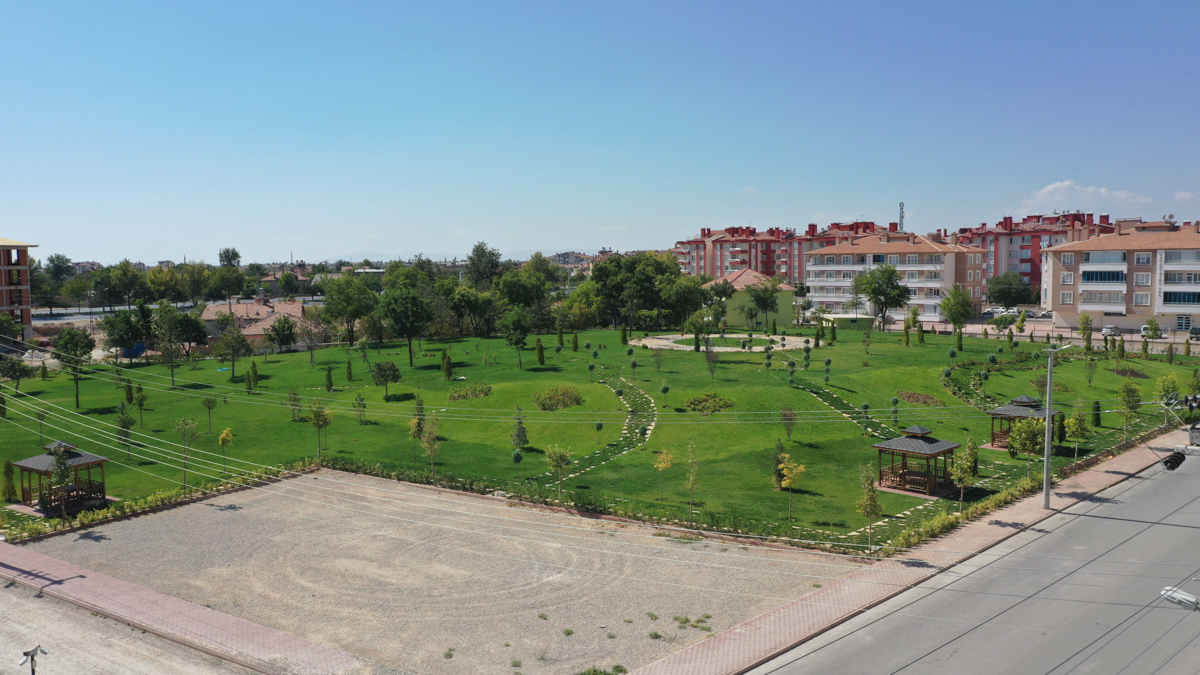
(1043, 346), (1057, 509)
(19, 645), (47, 675)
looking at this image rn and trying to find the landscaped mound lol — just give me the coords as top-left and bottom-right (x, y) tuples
(897, 390), (942, 406)
(685, 393), (733, 416)
(449, 382), (492, 401)
(533, 386), (584, 411)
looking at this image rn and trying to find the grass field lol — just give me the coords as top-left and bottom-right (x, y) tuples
(3, 326), (1194, 540)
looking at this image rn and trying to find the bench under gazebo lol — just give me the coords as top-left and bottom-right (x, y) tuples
(985, 395), (1061, 450)
(874, 425), (959, 496)
(13, 441), (110, 515)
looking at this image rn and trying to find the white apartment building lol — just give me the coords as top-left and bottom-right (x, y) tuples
(1042, 220), (1200, 332)
(804, 233), (986, 320)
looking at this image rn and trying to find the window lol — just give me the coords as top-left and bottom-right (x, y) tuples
(842, 271), (853, 280)
(906, 254), (918, 264)
(1082, 291), (1126, 304)
(1061, 253), (1074, 266)
(1061, 272), (1074, 285)
(1178, 316), (1192, 330)
(987, 251), (994, 261)
(842, 255), (852, 264)
(1083, 251), (1127, 263)
(872, 254), (885, 263)
(824, 255), (835, 265)
(908, 288), (919, 297)
(1041, 235), (1050, 246)
(1021, 236), (1032, 245)
(1164, 292), (1200, 305)
(1081, 271), (1127, 283)
(1133, 293), (1150, 306)
(1009, 250), (1018, 258)
(1060, 291), (1074, 304)
(825, 271), (835, 280)
(1165, 250), (1200, 263)
(1165, 272), (1200, 284)
(925, 288), (941, 298)
(1019, 248), (1031, 259)
(1008, 263), (1018, 272)
(1133, 252), (1151, 265)
(907, 271), (919, 281)
(1134, 273), (1151, 286)
(927, 271), (941, 281)
(1020, 263), (1031, 273)
(928, 254), (942, 264)
(887, 255), (899, 264)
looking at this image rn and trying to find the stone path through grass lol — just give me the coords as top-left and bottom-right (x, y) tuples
(541, 377), (659, 488)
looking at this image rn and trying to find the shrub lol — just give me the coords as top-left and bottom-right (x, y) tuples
(533, 386), (584, 411)
(448, 382), (492, 401)
(685, 393), (733, 415)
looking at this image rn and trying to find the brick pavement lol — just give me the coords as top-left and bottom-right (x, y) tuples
(632, 427), (1187, 675)
(0, 542), (362, 675)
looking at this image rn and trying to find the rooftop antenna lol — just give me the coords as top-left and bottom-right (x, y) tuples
(898, 202), (905, 232)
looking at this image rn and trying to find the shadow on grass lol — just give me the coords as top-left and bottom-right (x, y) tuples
(383, 393), (414, 403)
(83, 405), (120, 415)
(527, 366), (563, 373)
(176, 382), (215, 391)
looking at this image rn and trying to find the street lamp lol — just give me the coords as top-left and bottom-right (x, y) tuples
(1042, 346), (1058, 509)
(19, 645), (47, 675)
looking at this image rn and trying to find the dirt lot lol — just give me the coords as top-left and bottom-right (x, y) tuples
(26, 470), (864, 675)
(0, 582), (253, 675)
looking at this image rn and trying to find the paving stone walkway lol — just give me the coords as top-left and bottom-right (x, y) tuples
(631, 427), (1188, 675)
(0, 542), (363, 675)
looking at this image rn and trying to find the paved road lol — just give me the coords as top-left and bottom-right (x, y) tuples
(748, 457), (1200, 675)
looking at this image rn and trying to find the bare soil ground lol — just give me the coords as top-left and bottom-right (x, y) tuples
(26, 469), (864, 675)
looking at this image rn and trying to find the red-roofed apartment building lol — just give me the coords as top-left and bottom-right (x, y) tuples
(952, 213), (1116, 293)
(1, 236), (35, 340)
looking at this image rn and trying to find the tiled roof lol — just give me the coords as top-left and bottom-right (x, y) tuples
(14, 449), (109, 473)
(1045, 227), (1200, 252)
(0, 237), (37, 248)
(200, 301), (304, 322)
(872, 435), (959, 456)
(987, 404), (1061, 419)
(704, 269), (796, 291)
(812, 235), (985, 257)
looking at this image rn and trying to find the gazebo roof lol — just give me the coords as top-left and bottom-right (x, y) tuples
(901, 425), (933, 436)
(873, 435), (959, 457)
(987, 404), (1061, 419)
(1010, 395), (1041, 405)
(13, 448), (109, 474)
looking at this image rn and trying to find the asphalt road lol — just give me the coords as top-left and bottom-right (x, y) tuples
(748, 456), (1200, 675)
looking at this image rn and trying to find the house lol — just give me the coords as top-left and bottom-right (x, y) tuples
(1, 236), (36, 340)
(704, 268), (796, 330)
(199, 289), (305, 344)
(261, 267), (313, 295)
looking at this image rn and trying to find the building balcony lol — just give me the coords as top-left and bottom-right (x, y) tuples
(1078, 302), (1128, 313)
(1077, 282), (1128, 292)
(1079, 262), (1127, 272)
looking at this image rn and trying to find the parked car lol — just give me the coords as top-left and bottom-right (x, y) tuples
(985, 307), (1006, 315)
(980, 310), (995, 319)
(876, 314), (895, 325)
(1039, 310), (1053, 318)
(1101, 325), (1121, 337)
(1190, 326), (1200, 340)
(1003, 308), (1021, 316)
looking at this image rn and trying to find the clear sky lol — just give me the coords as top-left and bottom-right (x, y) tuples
(2, 1), (1197, 265)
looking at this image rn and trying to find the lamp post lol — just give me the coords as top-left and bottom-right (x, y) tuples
(19, 645), (47, 674)
(1043, 346), (1057, 509)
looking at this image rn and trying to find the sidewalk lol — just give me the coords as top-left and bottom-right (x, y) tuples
(0, 542), (363, 675)
(631, 427), (1188, 675)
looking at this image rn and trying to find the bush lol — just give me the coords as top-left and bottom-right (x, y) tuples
(448, 382), (492, 401)
(685, 393), (733, 415)
(533, 386), (584, 411)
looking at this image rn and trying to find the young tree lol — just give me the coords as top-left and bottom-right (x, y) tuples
(950, 440), (978, 513)
(213, 329), (253, 381)
(298, 318), (328, 368)
(1154, 373), (1179, 424)
(346, 358), (353, 382)
(174, 417), (199, 486)
(545, 444), (573, 502)
(200, 396), (218, 433)
(1118, 380), (1141, 441)
(780, 407), (797, 440)
(53, 327), (95, 409)
(310, 399), (332, 455)
(571, 332), (579, 352)
(704, 339), (719, 379)
(420, 412), (442, 484)
(352, 392), (367, 424)
(285, 388), (302, 421)
(1, 458), (16, 503)
(777, 453), (805, 520)
(409, 394), (426, 450)
(1008, 418), (1045, 476)
(1092, 400), (1102, 427)
(1085, 359), (1098, 386)
(1065, 411), (1089, 464)
(218, 427), (233, 472)
(1055, 412), (1067, 446)
(324, 364), (334, 392)
(1014, 310), (1027, 335)
(940, 284), (974, 339)
(500, 306), (530, 369)
(511, 408), (528, 451)
(371, 360), (401, 397)
(652, 348), (665, 371)
(0, 356), (34, 392)
(133, 388), (148, 428)
(512, 448), (524, 478)
(684, 442), (699, 508)
(1117, 336), (1126, 359)
(594, 421), (603, 444)
(587, 362), (596, 381)
(855, 465), (883, 550)
(653, 448), (673, 501)
(50, 447), (73, 518)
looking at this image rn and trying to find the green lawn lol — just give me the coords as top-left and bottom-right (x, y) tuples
(3, 326), (1194, 542)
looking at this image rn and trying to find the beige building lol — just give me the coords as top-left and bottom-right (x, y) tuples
(803, 232), (986, 321)
(1042, 219), (1200, 333)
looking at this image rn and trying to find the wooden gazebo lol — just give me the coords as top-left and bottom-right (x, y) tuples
(874, 425), (959, 496)
(986, 395), (1061, 449)
(13, 441), (110, 514)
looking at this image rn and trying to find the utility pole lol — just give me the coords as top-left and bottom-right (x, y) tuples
(20, 645), (47, 674)
(1043, 347), (1056, 509)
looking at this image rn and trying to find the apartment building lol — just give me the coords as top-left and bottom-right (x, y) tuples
(953, 213), (1116, 290)
(1042, 219), (1200, 333)
(803, 232), (986, 320)
(1, 236), (36, 340)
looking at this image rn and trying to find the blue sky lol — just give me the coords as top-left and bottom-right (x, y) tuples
(2, 1), (1197, 264)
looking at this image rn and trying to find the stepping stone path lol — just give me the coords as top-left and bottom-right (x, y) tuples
(541, 377), (659, 487)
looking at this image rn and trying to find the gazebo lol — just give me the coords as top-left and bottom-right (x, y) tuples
(874, 425), (960, 496)
(986, 395), (1061, 449)
(13, 441), (110, 514)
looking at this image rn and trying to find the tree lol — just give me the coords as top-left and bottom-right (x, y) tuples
(174, 417), (199, 486)
(212, 329), (253, 380)
(1117, 336), (1126, 359)
(324, 365), (334, 392)
(704, 339), (719, 379)
(512, 448), (524, 478)
(950, 441), (978, 513)
(545, 444), (573, 502)
(500, 306), (530, 369)
(1014, 310), (1027, 335)
(2, 458), (16, 503)
(371, 361), (401, 397)
(217, 427), (234, 472)
(1066, 411), (1089, 464)
(0, 356), (35, 392)
(50, 447), (73, 518)
(352, 392), (367, 424)
(856, 465), (883, 550)
(310, 399), (332, 455)
(777, 453), (805, 520)
(572, 332), (579, 352)
(53, 327), (95, 408)
(200, 396), (218, 433)
(322, 274), (378, 346)
(940, 284), (974, 335)
(377, 286), (433, 367)
(1007, 418), (1045, 478)
(535, 337), (545, 366)
(986, 271), (1035, 308)
(853, 265), (909, 324)
(278, 271), (298, 297)
(780, 407), (797, 440)
(1117, 380), (1142, 442)
(660, 383), (670, 408)
(218, 247), (241, 268)
(298, 318), (328, 368)
(1092, 400), (1102, 427)
(133, 388), (148, 428)
(1077, 313), (1093, 352)
(746, 278), (782, 331)
(511, 408), (528, 451)
(409, 394), (425, 450)
(422, 414), (442, 485)
(653, 448), (673, 501)
(465, 242), (502, 290)
(213, 265), (245, 311)
(265, 314), (298, 357)
(684, 442), (700, 508)
(1055, 412), (1067, 445)
(1145, 317), (1162, 339)
(1154, 373), (1179, 424)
